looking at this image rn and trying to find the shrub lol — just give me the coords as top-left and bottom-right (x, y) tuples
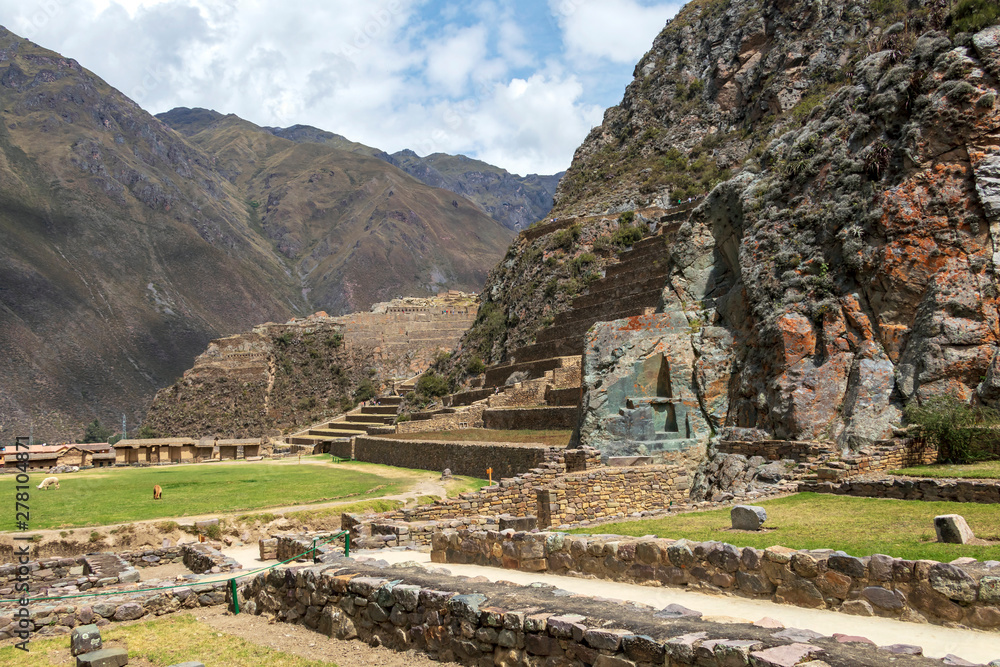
(612, 224), (645, 247)
(951, 0), (999, 34)
(548, 224), (582, 251)
(465, 356), (487, 375)
(137, 424), (159, 439)
(416, 372), (450, 398)
(353, 379), (377, 403)
(904, 395), (1000, 464)
(570, 252), (596, 276)
(325, 332), (344, 348)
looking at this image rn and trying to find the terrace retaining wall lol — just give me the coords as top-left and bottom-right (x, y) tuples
(432, 529), (1000, 632)
(237, 558), (952, 667)
(800, 477), (1000, 503)
(0, 580), (229, 640)
(353, 436), (550, 480)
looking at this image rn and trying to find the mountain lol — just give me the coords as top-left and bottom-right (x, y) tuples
(0, 26), (513, 443)
(159, 108), (563, 232)
(460, 0), (1000, 445)
(153, 109), (514, 314)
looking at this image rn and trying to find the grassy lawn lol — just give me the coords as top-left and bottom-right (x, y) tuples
(0, 614), (336, 666)
(0, 461), (405, 530)
(571, 493), (1000, 562)
(380, 429), (573, 448)
(890, 460), (1000, 479)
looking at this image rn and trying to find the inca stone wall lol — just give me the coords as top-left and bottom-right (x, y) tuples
(433, 529), (1000, 632)
(352, 436), (550, 480)
(801, 477), (1000, 504)
(239, 558), (953, 667)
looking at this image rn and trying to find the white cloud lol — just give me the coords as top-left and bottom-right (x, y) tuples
(551, 0), (680, 64)
(0, 0), (679, 175)
(424, 24), (490, 95)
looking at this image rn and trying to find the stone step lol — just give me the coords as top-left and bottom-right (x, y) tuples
(311, 424), (368, 434)
(512, 337), (586, 364)
(483, 356), (576, 388)
(482, 406), (579, 430)
(360, 405), (399, 415)
(346, 414), (394, 424)
(445, 387), (496, 407)
(544, 291), (664, 336)
(546, 386), (582, 407)
(535, 303), (658, 345)
(570, 273), (670, 310)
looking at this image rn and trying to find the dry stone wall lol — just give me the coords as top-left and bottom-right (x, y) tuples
(801, 477), (1000, 504)
(396, 404), (486, 433)
(352, 436), (550, 480)
(238, 557), (954, 667)
(0, 580), (228, 640)
(433, 529), (1000, 632)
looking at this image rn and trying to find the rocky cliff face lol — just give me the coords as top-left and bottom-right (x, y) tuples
(467, 0), (1000, 447)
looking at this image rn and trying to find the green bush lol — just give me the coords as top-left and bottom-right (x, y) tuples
(904, 395), (1000, 464)
(416, 372), (450, 398)
(82, 419), (113, 443)
(612, 224), (645, 247)
(353, 379), (377, 403)
(951, 0), (999, 34)
(137, 424), (159, 439)
(465, 356), (487, 375)
(547, 223), (582, 251)
(570, 252), (596, 276)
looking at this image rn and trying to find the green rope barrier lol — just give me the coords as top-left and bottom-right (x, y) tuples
(0, 530), (351, 604)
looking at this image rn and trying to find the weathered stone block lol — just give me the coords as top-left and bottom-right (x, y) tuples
(76, 648), (128, 667)
(934, 515), (976, 544)
(929, 564), (978, 603)
(731, 505), (767, 530)
(71, 624), (102, 656)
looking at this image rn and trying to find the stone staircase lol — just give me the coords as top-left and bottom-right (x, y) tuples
(286, 396), (402, 446)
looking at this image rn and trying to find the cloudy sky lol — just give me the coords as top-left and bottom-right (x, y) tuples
(2, 0), (682, 175)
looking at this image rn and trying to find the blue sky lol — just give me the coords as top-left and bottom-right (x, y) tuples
(1, 0), (683, 175)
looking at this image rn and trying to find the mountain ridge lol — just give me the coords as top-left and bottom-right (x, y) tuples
(157, 106), (563, 232)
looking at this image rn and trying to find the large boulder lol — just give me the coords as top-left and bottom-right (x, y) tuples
(934, 515), (975, 544)
(731, 505), (768, 531)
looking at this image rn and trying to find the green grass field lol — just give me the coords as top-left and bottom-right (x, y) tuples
(0, 614), (336, 666)
(891, 460), (1000, 479)
(1, 462), (405, 530)
(571, 493), (1000, 562)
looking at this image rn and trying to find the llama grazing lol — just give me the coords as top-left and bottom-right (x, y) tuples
(37, 476), (59, 490)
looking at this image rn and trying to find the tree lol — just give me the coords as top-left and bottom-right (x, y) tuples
(82, 419), (113, 443)
(904, 395), (1000, 464)
(416, 372), (450, 398)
